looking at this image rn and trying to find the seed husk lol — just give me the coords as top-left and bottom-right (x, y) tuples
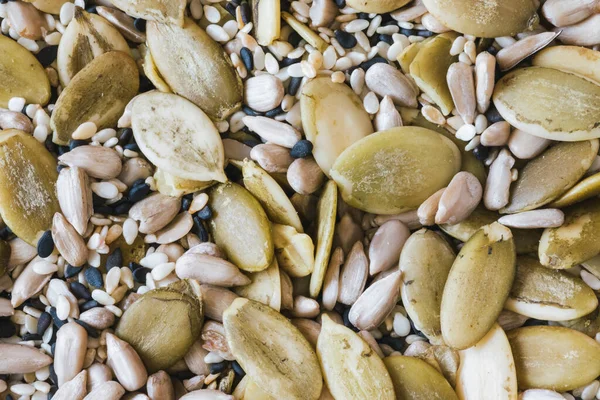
(110, 0), (185, 26)
(421, 0), (539, 37)
(549, 172), (600, 208)
(456, 323), (518, 399)
(317, 315), (395, 400)
(493, 67), (600, 141)
(505, 256), (597, 321)
(132, 91), (226, 183)
(223, 298), (322, 400)
(208, 182), (274, 272)
(0, 130), (59, 246)
(251, 0), (281, 46)
(300, 77), (373, 176)
(440, 222), (516, 349)
(400, 229), (455, 345)
(51, 51), (139, 145)
(385, 355), (458, 400)
(500, 140), (599, 214)
(272, 224), (314, 278)
(234, 258), (281, 311)
(507, 326), (600, 391)
(532, 45), (600, 86)
(309, 180), (337, 298)
(115, 280), (203, 373)
(0, 34), (50, 107)
(539, 199), (600, 269)
(330, 127), (461, 215)
(281, 12), (328, 53)
(146, 18), (243, 121)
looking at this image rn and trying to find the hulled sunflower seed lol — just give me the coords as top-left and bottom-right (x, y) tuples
(249, 143), (295, 173)
(446, 62), (476, 124)
(542, 0), (600, 27)
(435, 171), (482, 225)
(83, 380), (126, 400)
(368, 220), (410, 275)
(79, 307), (116, 330)
(496, 31), (560, 71)
(243, 116), (301, 148)
(338, 241), (368, 306)
(147, 370), (175, 400)
(498, 209), (564, 229)
(58, 145), (123, 180)
(0, 343), (53, 374)
(176, 253), (251, 287)
(507, 128), (551, 160)
(128, 193), (181, 234)
(348, 270), (401, 330)
(0, 109), (33, 133)
(52, 213), (88, 267)
(483, 148), (515, 211)
(52, 370), (87, 400)
(55, 321), (88, 387)
(365, 63), (418, 108)
(56, 167), (93, 236)
(475, 51), (496, 113)
(374, 95), (403, 131)
(11, 256), (53, 308)
(244, 74), (284, 112)
(106, 333), (148, 391)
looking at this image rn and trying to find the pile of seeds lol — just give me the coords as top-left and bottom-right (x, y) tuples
(1, 0), (600, 398)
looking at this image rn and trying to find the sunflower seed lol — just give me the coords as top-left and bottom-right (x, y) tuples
(58, 146), (122, 180)
(497, 32), (559, 71)
(338, 241), (369, 306)
(11, 257), (53, 308)
(55, 321), (88, 387)
(244, 74), (284, 112)
(243, 116), (301, 148)
(483, 148), (515, 211)
(0, 109), (33, 133)
(349, 270), (401, 330)
(435, 171), (482, 225)
(447, 62), (476, 124)
(365, 63), (418, 108)
(106, 332), (148, 391)
(52, 370), (87, 400)
(83, 380), (126, 400)
(129, 193), (181, 234)
(0, 343), (53, 374)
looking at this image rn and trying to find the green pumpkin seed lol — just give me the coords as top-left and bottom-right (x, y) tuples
(532, 45), (600, 86)
(50, 51), (138, 145)
(300, 77), (373, 176)
(344, 0), (410, 13)
(421, 0), (538, 37)
(558, 309), (600, 337)
(399, 229), (455, 345)
(147, 18), (243, 120)
(549, 172), (600, 208)
(309, 180), (337, 297)
(0, 239), (10, 277)
(539, 199), (600, 269)
(208, 182), (274, 272)
(385, 355), (457, 400)
(508, 326), (600, 391)
(506, 256), (598, 321)
(234, 259), (281, 311)
(330, 127), (461, 215)
(223, 298), (322, 400)
(153, 168), (214, 197)
(501, 140), (599, 214)
(272, 224), (314, 278)
(493, 67), (600, 141)
(0, 130), (59, 246)
(139, 44), (172, 94)
(0, 34), (50, 108)
(440, 222), (516, 349)
(116, 279), (203, 373)
(110, 0), (185, 25)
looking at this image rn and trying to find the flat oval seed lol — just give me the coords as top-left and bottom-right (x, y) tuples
(385, 355), (458, 400)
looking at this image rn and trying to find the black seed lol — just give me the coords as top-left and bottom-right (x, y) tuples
(287, 31), (301, 47)
(357, 12), (369, 19)
(57, 165), (66, 173)
(37, 230), (54, 258)
(209, 361), (228, 374)
(6, 395), (14, 400)
(485, 105), (504, 124)
(118, 128), (133, 146)
(182, 196), (192, 211)
(378, 335), (404, 351)
(92, 193), (106, 206)
(37, 312), (52, 335)
(334, 30), (357, 49)
(22, 333), (43, 341)
(133, 18), (146, 32)
(75, 320), (99, 338)
(240, 2), (251, 23)
(290, 140), (313, 158)
(64, 264), (83, 279)
(523, 318), (548, 327)
(472, 145), (489, 161)
(288, 76), (302, 96)
(0, 318), (16, 338)
(48, 385), (57, 399)
(0, 225), (13, 241)
(80, 300), (100, 312)
(280, 57), (301, 67)
(84, 267), (103, 288)
(85, 5), (97, 13)
(342, 308), (359, 332)
(192, 216), (209, 242)
(265, 106), (283, 118)
(36, 45), (58, 67)
(48, 307), (66, 329)
(486, 46), (499, 56)
(69, 139), (88, 150)
(225, 1), (237, 16)
(139, 74), (154, 92)
(113, 201), (133, 215)
(232, 360), (245, 377)
(378, 34), (393, 45)
(0, 0), (8, 3)
(106, 248), (123, 271)
(70, 281), (91, 300)
(416, 29), (434, 38)
(225, 163), (242, 182)
(25, 297), (46, 311)
(133, 267), (151, 283)
(128, 182), (151, 203)
(242, 105), (262, 116)
(94, 205), (113, 215)
(280, 0), (290, 12)
(400, 28), (415, 36)
(124, 143), (140, 152)
(129, 262), (142, 272)
(240, 47), (253, 71)
(196, 205), (213, 220)
(359, 56), (387, 71)
(242, 139), (260, 148)
(49, 364), (58, 385)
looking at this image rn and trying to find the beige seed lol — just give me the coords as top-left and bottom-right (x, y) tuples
(129, 193), (181, 234)
(421, 104), (446, 125)
(481, 121), (511, 147)
(322, 247), (344, 311)
(147, 370), (175, 400)
(290, 296), (321, 318)
(8, 238), (37, 268)
(184, 341), (210, 376)
(72, 121), (98, 140)
(484, 149), (515, 211)
(147, 212), (193, 245)
(11, 257), (53, 308)
(349, 271), (402, 330)
(474, 52), (496, 114)
(0, 344), (52, 374)
(365, 63), (418, 107)
(447, 62), (476, 125)
(83, 380), (125, 400)
(498, 209), (565, 229)
(435, 171), (482, 225)
(244, 75), (284, 112)
(0, 109), (34, 132)
(106, 333), (148, 391)
(374, 95), (403, 131)
(338, 241), (369, 305)
(0, 298), (13, 317)
(542, 0), (599, 27)
(79, 307), (116, 330)
(55, 322), (88, 387)
(496, 32), (560, 71)
(176, 253), (251, 287)
(368, 220), (410, 275)
(58, 146), (122, 180)
(287, 158), (325, 195)
(118, 158), (154, 187)
(553, 14), (600, 46)
(243, 116), (301, 148)
(199, 285), (238, 322)
(250, 143), (295, 173)
(52, 213), (88, 267)
(52, 370), (87, 400)
(5, 1), (48, 40)
(507, 128), (551, 160)
(417, 187), (446, 226)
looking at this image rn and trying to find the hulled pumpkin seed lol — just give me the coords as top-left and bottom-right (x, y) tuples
(532, 45), (600, 86)
(223, 298), (322, 400)
(208, 182), (274, 272)
(539, 199), (600, 269)
(153, 168), (214, 197)
(31, 0), (69, 14)
(493, 67), (600, 141)
(440, 222), (516, 349)
(234, 259), (281, 311)
(146, 18), (243, 121)
(309, 180), (337, 297)
(57, 7), (130, 86)
(132, 91), (226, 183)
(242, 159), (303, 232)
(115, 280), (203, 373)
(51, 51), (139, 145)
(0, 130), (59, 246)
(300, 77), (373, 176)
(330, 127), (461, 214)
(317, 315), (395, 400)
(385, 355), (457, 400)
(110, 0), (185, 26)
(139, 44), (172, 94)
(0, 239), (10, 277)
(0, 34), (50, 107)
(508, 326), (600, 391)
(500, 140), (599, 214)
(345, 0), (410, 13)
(251, 0), (280, 46)
(272, 224), (314, 278)
(421, 0), (539, 37)
(400, 229), (455, 345)
(456, 324), (518, 400)
(505, 256), (598, 321)
(549, 172), (600, 208)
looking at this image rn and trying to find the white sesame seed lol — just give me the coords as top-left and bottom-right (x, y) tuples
(103, 137), (119, 148)
(204, 352), (225, 364)
(223, 20), (239, 38)
(393, 312), (411, 337)
(33, 381), (51, 394)
(91, 290), (115, 306)
(334, 56), (352, 71)
(18, 37), (39, 52)
(140, 251), (169, 268)
(465, 135), (481, 152)
(422, 105), (446, 125)
(345, 19), (370, 33)
(495, 36), (517, 48)
(92, 128), (117, 143)
(8, 97), (26, 112)
(450, 36), (467, 56)
(151, 262), (176, 281)
(363, 91), (379, 114)
(475, 114), (489, 134)
(105, 267), (121, 295)
(206, 24), (230, 42)
(204, 5), (221, 23)
(386, 41), (405, 61)
(366, 15), (382, 37)
(105, 305), (122, 317)
(265, 53), (280, 74)
(581, 270), (600, 290)
(456, 124), (477, 141)
(91, 182), (119, 199)
(10, 383), (35, 396)
(330, 71), (345, 83)
(120, 267), (134, 289)
(56, 295), (70, 320)
(376, 25), (399, 35)
(322, 46), (337, 70)
(287, 63), (304, 77)
(0, 380), (6, 393)
(398, 21), (414, 30)
(72, 121), (98, 140)
(32, 261), (58, 275)
(23, 306), (42, 319)
(88, 250), (101, 267)
(25, 315), (37, 334)
(59, 1), (75, 25)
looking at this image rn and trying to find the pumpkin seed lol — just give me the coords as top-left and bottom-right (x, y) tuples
(0, 239), (10, 277)
(139, 44), (172, 94)
(153, 168), (214, 197)
(234, 259), (281, 311)
(493, 67), (600, 141)
(501, 140), (599, 213)
(532, 45), (600, 86)
(115, 280), (203, 373)
(549, 172), (600, 208)
(0, 34), (50, 108)
(317, 315), (395, 400)
(51, 51), (138, 145)
(539, 199), (600, 269)
(132, 91), (226, 183)
(421, 0), (539, 37)
(57, 7), (130, 86)
(223, 298), (322, 400)
(147, 18), (243, 120)
(31, 0), (69, 14)
(384, 355), (457, 400)
(242, 159), (303, 232)
(506, 256), (598, 321)
(208, 182), (274, 272)
(300, 77), (373, 176)
(110, 0), (185, 26)
(400, 229), (455, 345)
(309, 180), (337, 297)
(0, 130), (59, 246)
(272, 224), (314, 278)
(440, 222), (516, 349)
(251, 0), (280, 46)
(507, 326), (600, 391)
(345, 0), (410, 13)
(330, 127), (461, 215)
(456, 324), (518, 400)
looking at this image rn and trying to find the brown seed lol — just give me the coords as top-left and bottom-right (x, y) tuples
(496, 32), (560, 71)
(244, 75), (285, 112)
(287, 158), (325, 195)
(484, 149), (515, 211)
(7, 237), (37, 269)
(338, 241), (369, 305)
(176, 253), (251, 287)
(475, 52), (496, 113)
(86, 363), (113, 392)
(118, 158), (154, 187)
(0, 343), (52, 374)
(481, 121), (511, 147)
(52, 213), (88, 267)
(147, 370), (175, 400)
(250, 143), (295, 173)
(365, 63), (418, 107)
